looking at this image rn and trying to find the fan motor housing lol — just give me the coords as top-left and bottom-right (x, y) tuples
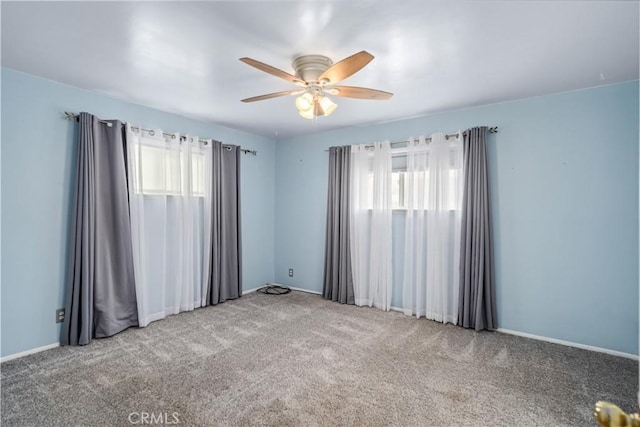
(292, 55), (333, 83)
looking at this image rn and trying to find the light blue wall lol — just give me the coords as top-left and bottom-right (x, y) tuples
(2, 68), (638, 358)
(0, 68), (276, 357)
(274, 81), (639, 355)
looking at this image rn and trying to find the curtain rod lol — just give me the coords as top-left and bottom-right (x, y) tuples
(63, 112), (258, 156)
(324, 126), (498, 152)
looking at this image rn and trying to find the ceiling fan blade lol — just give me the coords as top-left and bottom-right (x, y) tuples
(240, 57), (303, 85)
(318, 51), (374, 85)
(241, 90), (298, 103)
(331, 86), (393, 100)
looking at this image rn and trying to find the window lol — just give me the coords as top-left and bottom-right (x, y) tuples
(133, 140), (206, 197)
(364, 152), (462, 210)
(362, 157), (408, 210)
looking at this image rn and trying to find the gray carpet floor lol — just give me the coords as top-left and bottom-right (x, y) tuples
(1, 291), (637, 426)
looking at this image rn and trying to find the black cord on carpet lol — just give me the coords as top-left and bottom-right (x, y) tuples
(257, 284), (291, 295)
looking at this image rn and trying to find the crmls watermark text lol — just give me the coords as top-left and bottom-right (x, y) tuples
(128, 412), (180, 425)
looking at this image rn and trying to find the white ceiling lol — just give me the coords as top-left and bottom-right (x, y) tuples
(2, 1), (638, 139)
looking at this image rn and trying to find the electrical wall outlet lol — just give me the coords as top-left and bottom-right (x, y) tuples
(56, 308), (65, 323)
(288, 268), (294, 277)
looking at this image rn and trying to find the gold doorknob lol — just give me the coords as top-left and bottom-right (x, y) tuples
(595, 401), (640, 427)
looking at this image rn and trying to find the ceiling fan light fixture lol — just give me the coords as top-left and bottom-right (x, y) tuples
(295, 92), (314, 111)
(319, 95), (337, 116)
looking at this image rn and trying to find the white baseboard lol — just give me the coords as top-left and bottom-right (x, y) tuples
(497, 328), (638, 361)
(288, 286), (322, 295)
(1, 342), (60, 363)
(242, 286), (262, 295)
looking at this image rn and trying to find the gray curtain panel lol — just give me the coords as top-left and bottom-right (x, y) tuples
(458, 126), (497, 331)
(62, 113), (138, 346)
(322, 146), (355, 304)
(207, 142), (242, 305)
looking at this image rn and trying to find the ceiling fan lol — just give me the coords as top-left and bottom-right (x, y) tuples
(239, 51), (393, 119)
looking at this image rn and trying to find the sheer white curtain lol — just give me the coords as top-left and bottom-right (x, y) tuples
(401, 133), (463, 324)
(126, 125), (212, 327)
(350, 142), (393, 310)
